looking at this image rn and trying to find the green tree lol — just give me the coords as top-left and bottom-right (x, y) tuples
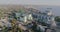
(31, 22), (41, 32)
(55, 16), (60, 22)
(19, 9), (25, 14)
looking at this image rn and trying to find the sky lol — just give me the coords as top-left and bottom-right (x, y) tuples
(0, 0), (60, 6)
(0, 0), (60, 16)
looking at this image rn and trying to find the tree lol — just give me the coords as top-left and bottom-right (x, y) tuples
(55, 16), (60, 22)
(11, 19), (23, 32)
(19, 9), (25, 14)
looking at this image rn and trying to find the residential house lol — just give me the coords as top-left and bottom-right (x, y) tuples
(15, 12), (33, 23)
(32, 10), (56, 28)
(0, 17), (12, 27)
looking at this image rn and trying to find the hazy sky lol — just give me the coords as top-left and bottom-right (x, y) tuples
(0, 0), (60, 6)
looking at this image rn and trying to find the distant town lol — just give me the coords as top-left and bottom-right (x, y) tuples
(0, 5), (60, 32)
